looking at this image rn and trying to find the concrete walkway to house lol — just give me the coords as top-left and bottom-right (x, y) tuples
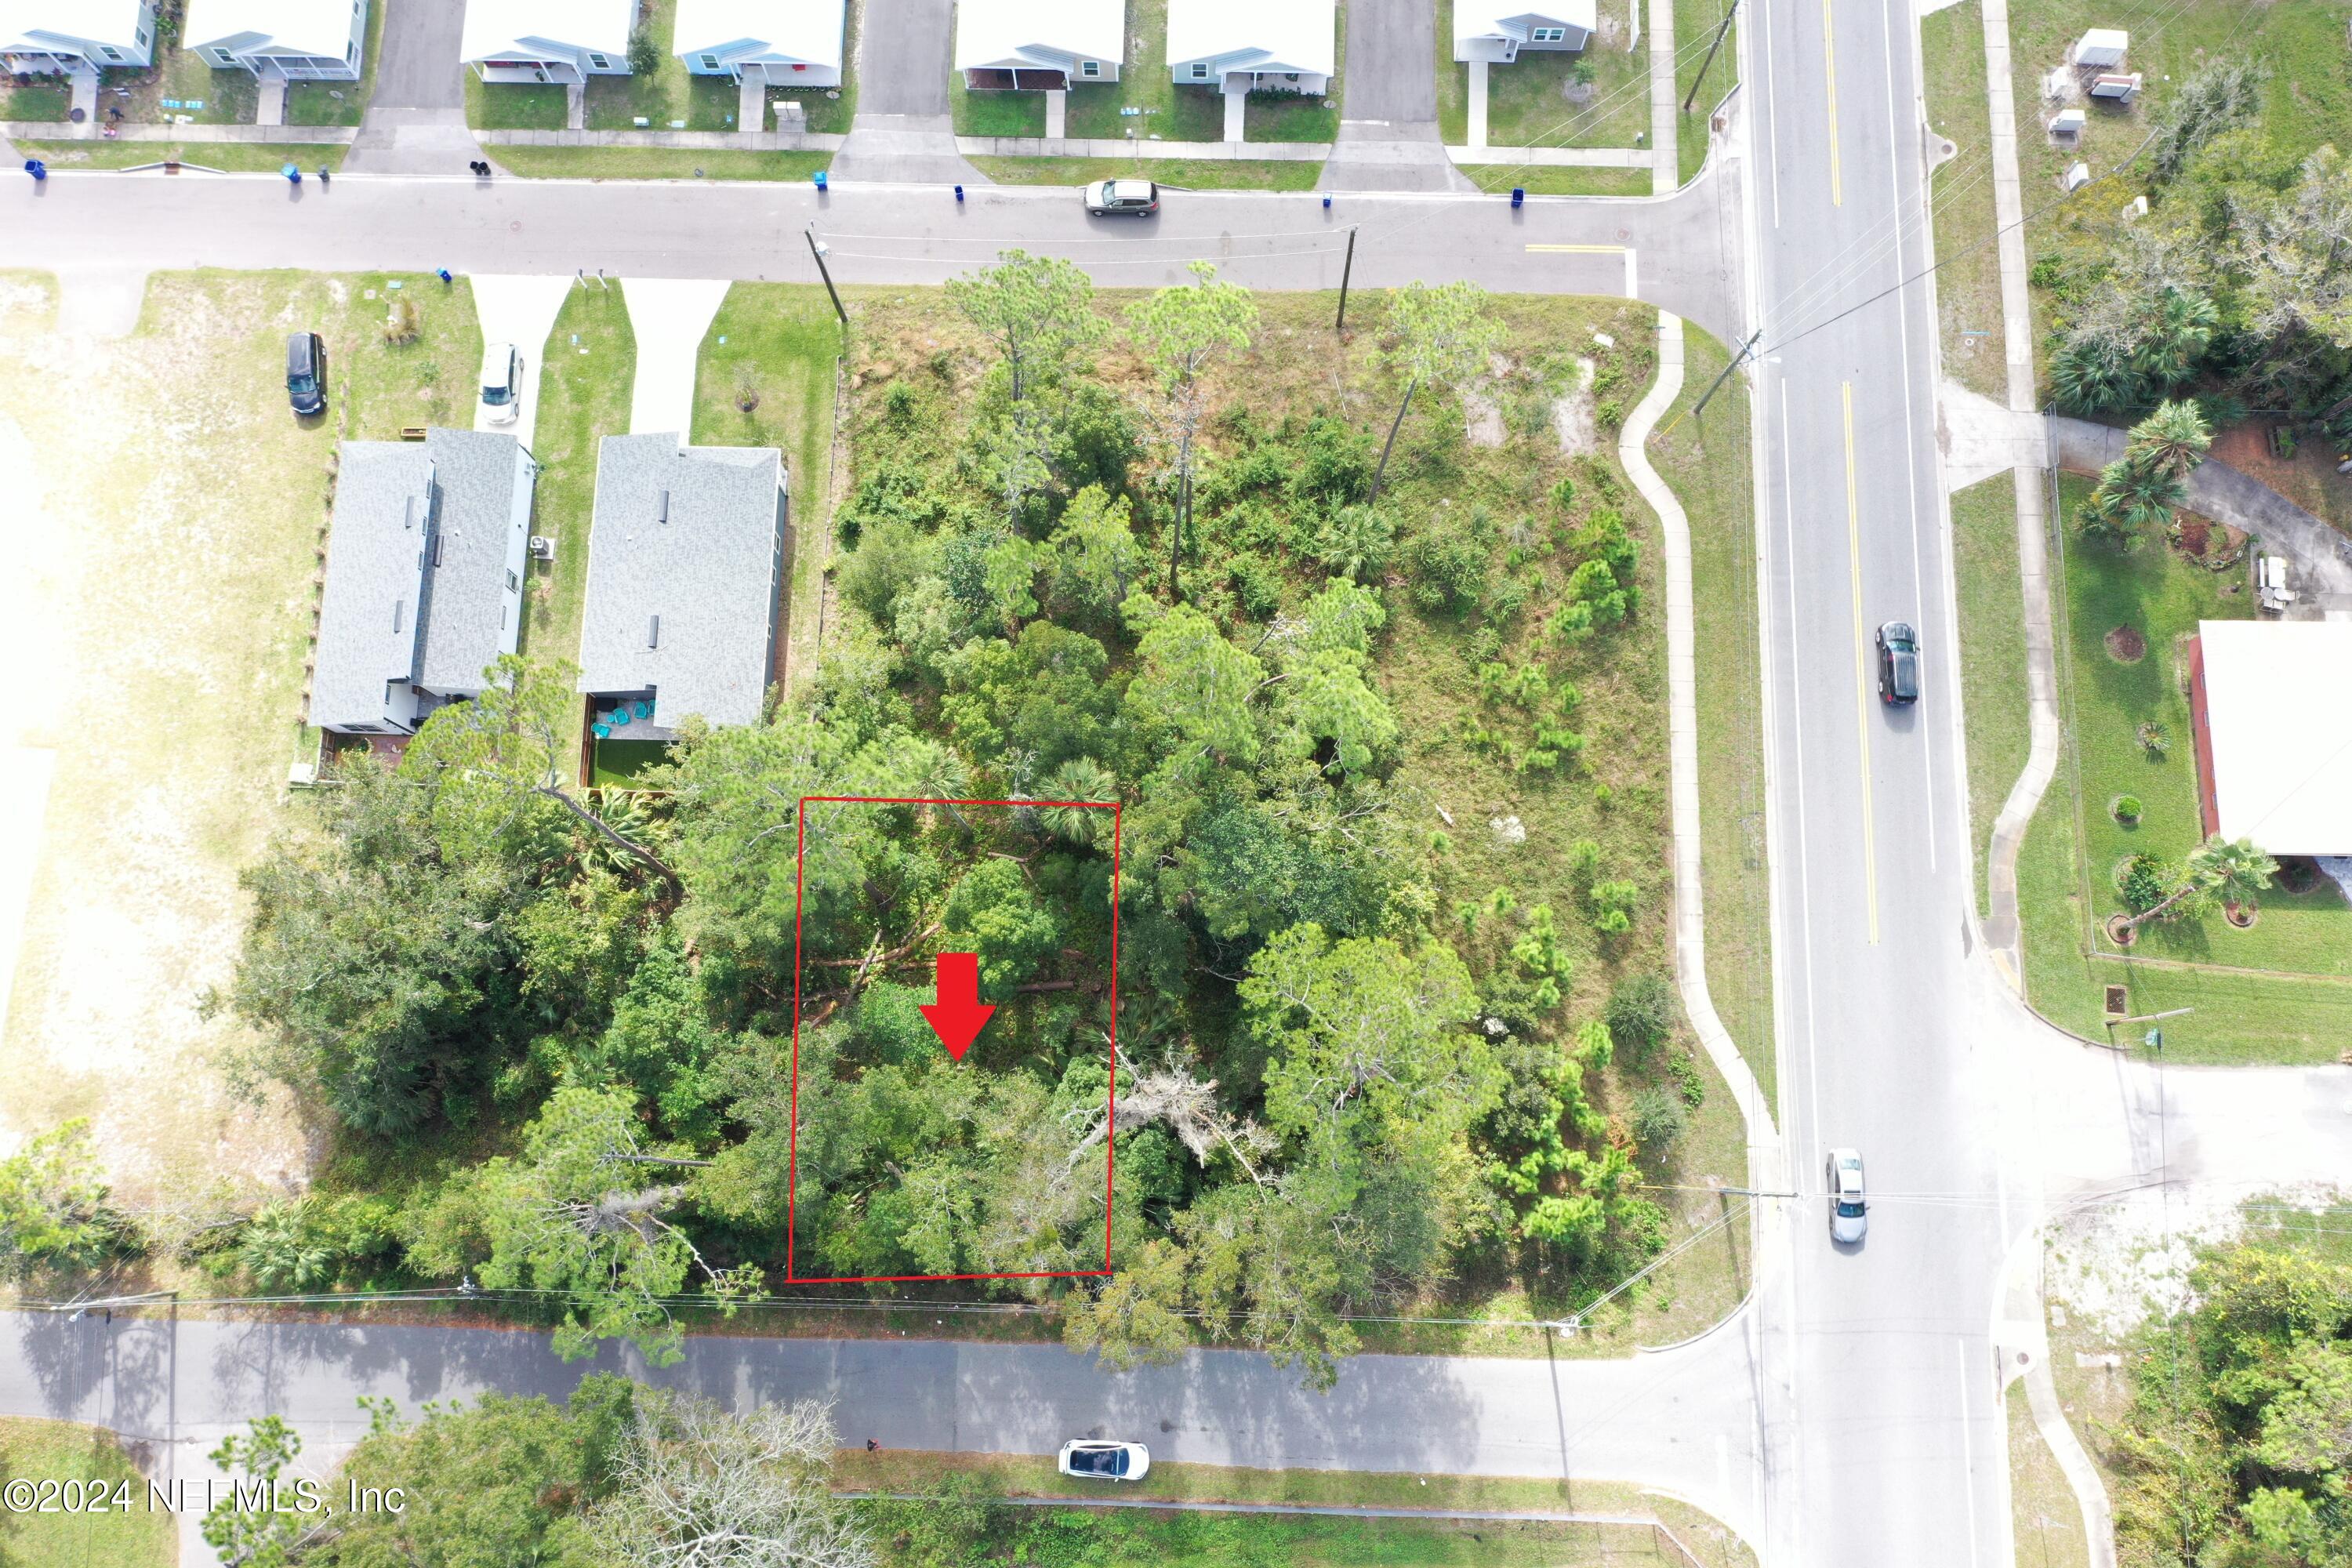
(2052, 416), (2352, 612)
(1467, 60), (1489, 150)
(1222, 89), (1245, 141)
(347, 0), (484, 175)
(256, 78), (286, 127)
(624, 278), (731, 437)
(469, 274), (572, 451)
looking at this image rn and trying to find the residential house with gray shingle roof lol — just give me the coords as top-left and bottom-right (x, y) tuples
(309, 428), (536, 735)
(578, 434), (788, 740)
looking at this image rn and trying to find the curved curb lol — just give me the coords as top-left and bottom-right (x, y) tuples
(1619, 310), (1780, 1162)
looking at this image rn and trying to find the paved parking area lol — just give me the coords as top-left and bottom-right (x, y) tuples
(468, 274), (572, 449)
(624, 278), (731, 436)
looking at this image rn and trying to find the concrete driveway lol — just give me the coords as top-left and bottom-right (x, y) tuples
(1319, 0), (1472, 191)
(830, 0), (985, 183)
(623, 278), (731, 436)
(347, 0), (484, 175)
(467, 274), (572, 450)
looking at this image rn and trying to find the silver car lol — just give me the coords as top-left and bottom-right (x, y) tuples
(1827, 1147), (1867, 1243)
(1083, 177), (1160, 217)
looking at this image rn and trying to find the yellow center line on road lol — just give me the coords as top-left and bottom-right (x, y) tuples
(1822, 0), (1843, 207)
(1843, 381), (1878, 944)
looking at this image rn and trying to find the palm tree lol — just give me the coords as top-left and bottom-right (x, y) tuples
(2118, 835), (2277, 935)
(1036, 757), (1119, 848)
(2125, 398), (2213, 483)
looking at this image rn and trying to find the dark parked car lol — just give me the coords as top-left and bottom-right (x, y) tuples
(1876, 621), (1920, 704)
(1083, 178), (1160, 216)
(285, 331), (326, 417)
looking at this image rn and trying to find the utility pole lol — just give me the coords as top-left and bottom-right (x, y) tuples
(1677, 327), (1762, 430)
(1682, 0), (1740, 114)
(805, 226), (847, 326)
(1335, 226), (1358, 333)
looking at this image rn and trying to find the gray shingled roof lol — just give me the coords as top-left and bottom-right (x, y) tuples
(310, 441), (433, 731)
(413, 428), (531, 693)
(579, 433), (786, 731)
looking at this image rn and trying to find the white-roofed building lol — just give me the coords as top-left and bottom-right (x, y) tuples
(1167, 0), (1334, 96)
(184, 0), (366, 81)
(461, 0), (634, 83)
(1453, 1), (1597, 61)
(0, 0), (158, 74)
(2187, 619), (2352, 855)
(955, 0), (1121, 89)
(677, 0), (844, 85)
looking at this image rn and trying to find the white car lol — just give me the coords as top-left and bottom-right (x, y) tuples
(479, 341), (522, 424)
(1827, 1147), (1867, 1243)
(1058, 1439), (1149, 1482)
(1083, 177), (1160, 217)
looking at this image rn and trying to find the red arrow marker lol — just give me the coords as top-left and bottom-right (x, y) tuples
(919, 952), (995, 1062)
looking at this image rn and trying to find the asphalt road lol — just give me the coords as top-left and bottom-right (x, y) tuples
(0, 1308), (1766, 1541)
(0, 169), (1739, 339)
(1744, 1), (2020, 1563)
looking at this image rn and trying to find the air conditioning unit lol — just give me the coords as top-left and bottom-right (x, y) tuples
(528, 535), (557, 561)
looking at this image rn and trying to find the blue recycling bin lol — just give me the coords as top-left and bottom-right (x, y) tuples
(955, 183), (964, 202)
(1511, 187), (1525, 208)
(23, 159), (45, 181)
(814, 169), (828, 191)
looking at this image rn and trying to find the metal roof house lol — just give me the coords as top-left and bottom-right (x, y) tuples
(676, 0), (844, 86)
(0, 1), (158, 74)
(183, 0), (367, 81)
(1453, 2), (1597, 61)
(578, 435), (789, 739)
(955, 0), (1121, 89)
(309, 430), (537, 736)
(460, 0), (634, 83)
(2186, 620), (2352, 856)
(1167, 0), (1335, 95)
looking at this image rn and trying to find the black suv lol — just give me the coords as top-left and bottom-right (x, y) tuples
(1876, 621), (1920, 705)
(286, 331), (326, 416)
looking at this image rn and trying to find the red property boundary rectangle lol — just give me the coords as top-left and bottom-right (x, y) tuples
(786, 795), (1122, 1285)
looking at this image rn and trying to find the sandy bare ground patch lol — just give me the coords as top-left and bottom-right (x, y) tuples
(0, 269), (484, 1210)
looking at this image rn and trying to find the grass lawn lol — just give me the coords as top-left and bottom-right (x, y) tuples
(2012, 474), (2352, 1061)
(1921, 2), (2005, 401)
(0, 76), (71, 121)
(518, 282), (635, 666)
(1463, 162), (1651, 196)
(466, 74), (569, 132)
(1651, 325), (1776, 1105)
(696, 285), (842, 688)
(765, 0), (859, 135)
(1068, 0), (1225, 141)
(837, 1450), (1755, 1565)
(951, 74), (1046, 138)
(2005, 1384), (2092, 1568)
(586, 0), (740, 131)
(967, 155), (1322, 189)
(1245, 87), (1338, 143)
(0, 1417), (177, 1566)
(104, 48), (256, 125)
(0, 268), (481, 1208)
(1674, 0), (1737, 183)
(0, 270), (57, 332)
(1952, 476), (2029, 918)
(489, 147), (831, 180)
(593, 739), (672, 784)
(286, 0), (386, 126)
(1436, 0), (1648, 149)
(15, 140), (348, 172)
